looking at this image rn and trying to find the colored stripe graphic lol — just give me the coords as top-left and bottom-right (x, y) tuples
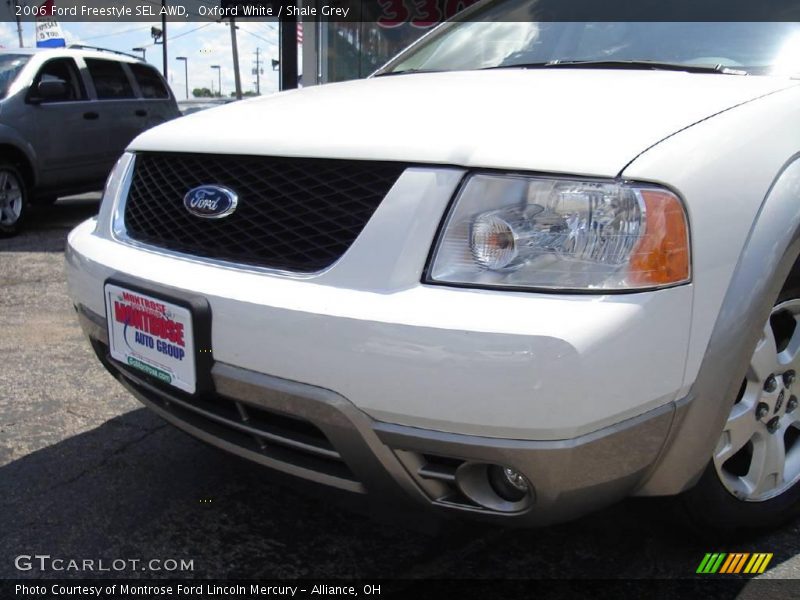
(744, 553), (773, 574)
(734, 553), (751, 573)
(720, 553), (749, 574)
(719, 554), (736, 573)
(697, 553), (773, 574)
(696, 553), (714, 573)
(697, 553), (726, 574)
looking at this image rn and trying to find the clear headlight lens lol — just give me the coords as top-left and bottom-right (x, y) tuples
(428, 174), (690, 291)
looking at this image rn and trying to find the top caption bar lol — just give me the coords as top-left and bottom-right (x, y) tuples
(4, 0), (800, 23)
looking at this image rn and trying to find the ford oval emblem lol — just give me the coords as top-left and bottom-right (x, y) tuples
(183, 185), (238, 219)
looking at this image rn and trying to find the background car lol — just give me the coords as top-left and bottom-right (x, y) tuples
(0, 45), (179, 236)
(177, 98), (235, 116)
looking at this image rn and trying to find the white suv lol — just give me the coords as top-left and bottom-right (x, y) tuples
(66, 9), (800, 533)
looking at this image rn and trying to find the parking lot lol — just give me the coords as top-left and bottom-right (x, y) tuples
(1, 198), (800, 592)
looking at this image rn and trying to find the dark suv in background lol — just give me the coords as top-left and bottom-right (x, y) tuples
(0, 45), (179, 236)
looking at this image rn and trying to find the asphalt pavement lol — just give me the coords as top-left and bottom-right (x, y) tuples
(1, 197), (799, 593)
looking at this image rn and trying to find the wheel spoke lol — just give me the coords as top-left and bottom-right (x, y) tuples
(0, 172), (8, 191)
(715, 403), (758, 464)
(784, 410), (800, 429)
(746, 435), (786, 498)
(8, 195), (20, 218)
(750, 323), (779, 382)
(783, 422), (800, 485)
(780, 314), (800, 367)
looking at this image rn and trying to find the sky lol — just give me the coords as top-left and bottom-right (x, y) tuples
(0, 18), (283, 98)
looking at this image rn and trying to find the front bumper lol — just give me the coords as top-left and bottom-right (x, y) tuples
(65, 159), (695, 523)
(77, 304), (675, 525)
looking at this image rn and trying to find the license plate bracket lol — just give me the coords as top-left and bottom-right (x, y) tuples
(104, 278), (213, 395)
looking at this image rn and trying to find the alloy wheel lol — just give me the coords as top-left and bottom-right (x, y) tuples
(714, 299), (800, 501)
(0, 169), (23, 226)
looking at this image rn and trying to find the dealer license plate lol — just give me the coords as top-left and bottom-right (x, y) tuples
(105, 283), (196, 393)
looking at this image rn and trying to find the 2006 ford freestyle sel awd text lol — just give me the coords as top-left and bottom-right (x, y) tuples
(66, 2), (800, 533)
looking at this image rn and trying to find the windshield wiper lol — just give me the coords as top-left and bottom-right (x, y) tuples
(485, 60), (748, 75)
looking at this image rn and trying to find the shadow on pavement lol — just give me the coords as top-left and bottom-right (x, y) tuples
(0, 408), (469, 580)
(0, 195), (101, 253)
(3, 404), (789, 581)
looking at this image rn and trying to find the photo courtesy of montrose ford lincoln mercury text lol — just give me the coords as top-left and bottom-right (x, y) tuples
(65, 1), (800, 534)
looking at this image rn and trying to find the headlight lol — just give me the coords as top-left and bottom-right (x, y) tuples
(427, 174), (690, 291)
(94, 152), (135, 236)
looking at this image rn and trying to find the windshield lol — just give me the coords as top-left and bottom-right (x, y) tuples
(379, 2), (800, 76)
(0, 54), (29, 99)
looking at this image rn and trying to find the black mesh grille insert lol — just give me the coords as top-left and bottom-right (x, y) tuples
(123, 153), (408, 272)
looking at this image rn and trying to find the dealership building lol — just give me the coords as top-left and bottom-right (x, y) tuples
(297, 0), (478, 85)
(300, 20), (430, 85)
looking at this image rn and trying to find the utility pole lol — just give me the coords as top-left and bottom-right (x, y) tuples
(176, 56), (188, 100)
(9, 0), (23, 47)
(161, 0), (168, 79)
(252, 48), (262, 95)
(279, 15), (298, 90)
(211, 65), (221, 97)
(229, 18), (242, 100)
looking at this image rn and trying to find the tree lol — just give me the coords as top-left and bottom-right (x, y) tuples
(192, 87), (213, 98)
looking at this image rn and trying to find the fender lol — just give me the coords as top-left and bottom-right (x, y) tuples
(0, 124), (39, 185)
(639, 155), (800, 495)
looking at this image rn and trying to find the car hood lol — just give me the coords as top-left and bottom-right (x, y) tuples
(130, 69), (797, 177)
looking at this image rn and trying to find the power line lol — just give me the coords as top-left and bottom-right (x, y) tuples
(140, 21), (215, 49)
(257, 23), (279, 41)
(238, 26), (277, 47)
(82, 25), (153, 42)
(169, 21), (215, 42)
(257, 24), (279, 43)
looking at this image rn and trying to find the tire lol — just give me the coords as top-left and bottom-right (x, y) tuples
(0, 163), (28, 237)
(681, 282), (800, 536)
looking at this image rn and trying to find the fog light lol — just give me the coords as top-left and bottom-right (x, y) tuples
(488, 465), (529, 502)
